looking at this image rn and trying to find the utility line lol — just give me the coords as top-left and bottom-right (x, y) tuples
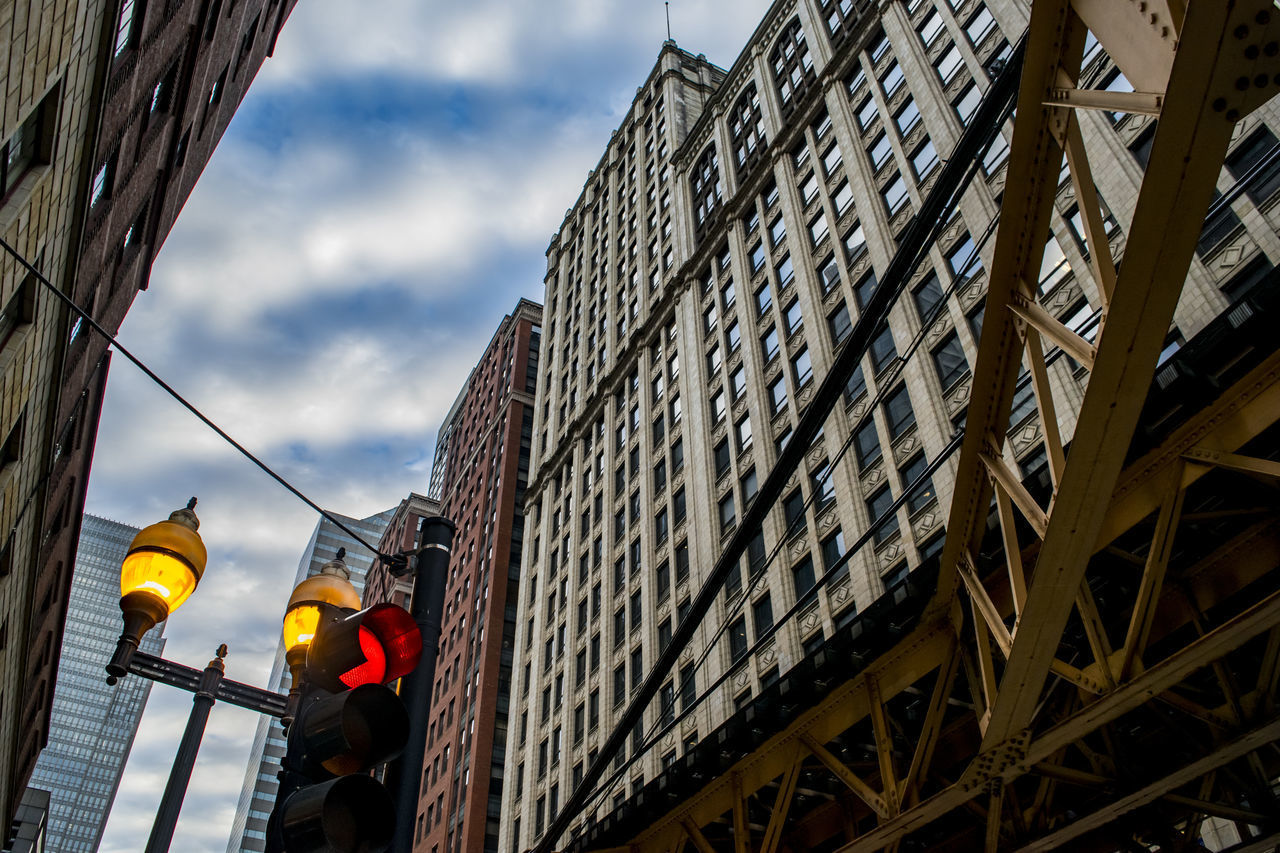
(0, 236), (388, 557)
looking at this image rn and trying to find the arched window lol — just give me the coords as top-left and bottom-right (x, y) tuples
(771, 19), (815, 112)
(690, 144), (722, 236)
(729, 84), (767, 172)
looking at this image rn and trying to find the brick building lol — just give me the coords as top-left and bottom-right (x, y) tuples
(500, 0), (1280, 849)
(0, 0), (304, 834)
(364, 298), (542, 853)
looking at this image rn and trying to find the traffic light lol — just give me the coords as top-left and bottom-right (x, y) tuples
(268, 603), (422, 853)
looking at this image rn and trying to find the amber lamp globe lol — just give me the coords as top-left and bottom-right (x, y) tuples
(106, 499), (207, 679)
(282, 567), (361, 653)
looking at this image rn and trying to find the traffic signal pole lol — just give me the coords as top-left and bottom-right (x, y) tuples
(386, 515), (455, 853)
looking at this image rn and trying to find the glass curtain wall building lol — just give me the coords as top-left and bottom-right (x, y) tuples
(500, 0), (1280, 850)
(25, 515), (159, 853)
(224, 508), (394, 852)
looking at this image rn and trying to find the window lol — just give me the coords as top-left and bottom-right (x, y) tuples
(726, 320), (741, 352)
(90, 155), (115, 208)
(1, 99), (49, 198)
(965, 6), (996, 45)
(932, 332), (968, 388)
(954, 83), (981, 123)
(769, 215), (787, 248)
(832, 181), (854, 217)
(912, 139), (939, 180)
(1226, 127), (1280, 206)
(752, 594), (774, 641)
(946, 234), (980, 281)
(880, 61), (905, 96)
(704, 303), (718, 334)
(741, 468), (759, 506)
(919, 10), (945, 46)
(736, 415), (753, 451)
(655, 507), (669, 544)
(722, 279), (736, 309)
(801, 171), (821, 205)
(828, 303), (852, 344)
(844, 219), (865, 256)
(822, 142), (845, 178)
(792, 555), (816, 598)
(719, 492), (737, 532)
(854, 269), (878, 308)
(857, 96), (879, 130)
(983, 130), (1010, 175)
(902, 453), (937, 514)
(1038, 235), (1071, 292)
(776, 254), (795, 287)
(869, 31), (891, 63)
(936, 44), (964, 84)
(762, 326), (780, 361)
(771, 18), (815, 108)
(869, 325), (898, 373)
(822, 0), (859, 40)
(884, 385), (916, 439)
(673, 486), (687, 523)
(845, 363), (867, 401)
(729, 616), (749, 660)
(855, 418), (882, 467)
(883, 174), (909, 215)
(707, 344), (722, 375)
(715, 438), (731, 477)
(680, 663), (696, 710)
(712, 389), (726, 423)
(691, 144), (722, 231)
(730, 84), (767, 169)
(912, 272), (944, 321)
(756, 282), (773, 317)
(769, 375), (788, 414)
(810, 212), (830, 246)
(868, 485), (899, 542)
(114, 0), (139, 56)
(672, 436), (684, 470)
(0, 275), (35, 354)
(869, 133), (893, 169)
(895, 98), (921, 136)
(784, 300), (803, 335)
(821, 529), (846, 576)
(730, 365), (746, 399)
(819, 256), (841, 294)
(811, 460), (836, 509)
(791, 347), (813, 386)
(751, 242), (766, 272)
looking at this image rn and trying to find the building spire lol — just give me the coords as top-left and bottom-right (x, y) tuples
(665, 1), (672, 42)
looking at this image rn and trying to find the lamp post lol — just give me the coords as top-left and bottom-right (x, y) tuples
(105, 499), (289, 853)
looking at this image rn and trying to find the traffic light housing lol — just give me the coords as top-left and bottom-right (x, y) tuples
(307, 603), (423, 692)
(268, 603), (421, 853)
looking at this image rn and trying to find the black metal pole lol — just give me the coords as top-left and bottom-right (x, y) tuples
(385, 515), (455, 853)
(144, 647), (226, 853)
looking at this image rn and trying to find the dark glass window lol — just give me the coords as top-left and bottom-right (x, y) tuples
(932, 333), (968, 388)
(730, 84), (767, 170)
(854, 419), (881, 467)
(884, 385), (916, 439)
(771, 18), (815, 109)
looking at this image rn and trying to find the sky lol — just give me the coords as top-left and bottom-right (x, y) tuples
(90, 2), (772, 850)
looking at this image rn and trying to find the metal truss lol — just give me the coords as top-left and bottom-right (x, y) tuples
(580, 0), (1280, 849)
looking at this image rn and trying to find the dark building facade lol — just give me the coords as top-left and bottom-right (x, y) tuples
(364, 299), (541, 853)
(3, 0), (303, 833)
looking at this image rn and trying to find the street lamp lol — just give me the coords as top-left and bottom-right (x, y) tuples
(103, 499), (289, 853)
(107, 498), (207, 680)
(281, 548), (361, 718)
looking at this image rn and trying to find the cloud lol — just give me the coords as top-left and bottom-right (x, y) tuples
(91, 1), (774, 850)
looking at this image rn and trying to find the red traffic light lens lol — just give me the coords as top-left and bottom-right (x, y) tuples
(338, 625), (388, 688)
(361, 603), (423, 683)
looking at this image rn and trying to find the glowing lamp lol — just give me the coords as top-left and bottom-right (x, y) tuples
(107, 499), (208, 679)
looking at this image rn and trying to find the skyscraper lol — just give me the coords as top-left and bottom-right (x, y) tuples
(363, 298), (542, 853)
(24, 515), (162, 853)
(225, 507), (394, 853)
(500, 1), (1280, 850)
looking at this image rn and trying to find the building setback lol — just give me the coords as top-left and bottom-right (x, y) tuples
(25, 515), (161, 853)
(1, 0), (304, 830)
(225, 507), (394, 853)
(364, 298), (541, 853)
(499, 0), (1280, 849)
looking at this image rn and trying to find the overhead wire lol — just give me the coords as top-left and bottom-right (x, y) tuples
(0, 236), (389, 558)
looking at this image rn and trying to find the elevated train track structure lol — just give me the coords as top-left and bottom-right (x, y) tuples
(548, 0), (1280, 850)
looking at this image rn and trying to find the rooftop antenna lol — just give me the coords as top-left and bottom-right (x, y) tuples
(665, 1), (672, 41)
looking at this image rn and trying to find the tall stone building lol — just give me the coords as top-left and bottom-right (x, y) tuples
(26, 515), (162, 853)
(500, 1), (1280, 850)
(1, 0), (304, 830)
(225, 507), (393, 853)
(363, 299), (541, 853)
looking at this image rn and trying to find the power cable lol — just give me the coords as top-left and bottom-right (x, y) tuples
(0, 236), (389, 558)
